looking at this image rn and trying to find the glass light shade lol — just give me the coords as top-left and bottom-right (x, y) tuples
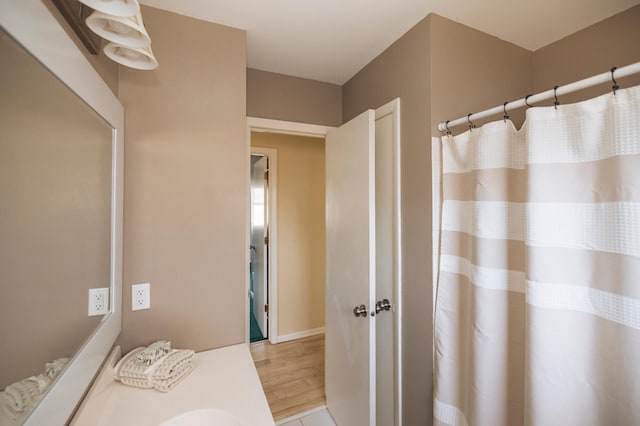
(86, 11), (151, 48)
(103, 42), (158, 70)
(77, 0), (140, 18)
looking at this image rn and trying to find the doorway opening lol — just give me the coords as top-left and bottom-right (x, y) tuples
(245, 108), (401, 424)
(246, 119), (331, 420)
(250, 153), (270, 343)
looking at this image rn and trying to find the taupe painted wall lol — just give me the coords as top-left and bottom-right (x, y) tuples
(430, 14), (532, 133)
(247, 68), (342, 126)
(533, 4), (640, 105)
(118, 6), (247, 353)
(0, 33), (111, 389)
(430, 5), (640, 130)
(43, 0), (119, 96)
(342, 17), (433, 425)
(251, 133), (326, 336)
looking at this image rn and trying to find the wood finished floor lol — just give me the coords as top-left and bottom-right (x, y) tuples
(250, 334), (325, 421)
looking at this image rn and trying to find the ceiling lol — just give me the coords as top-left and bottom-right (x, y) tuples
(140, 0), (639, 85)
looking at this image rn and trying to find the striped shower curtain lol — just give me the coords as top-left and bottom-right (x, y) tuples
(433, 85), (640, 426)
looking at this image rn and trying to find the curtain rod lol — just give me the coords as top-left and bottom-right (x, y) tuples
(437, 61), (640, 133)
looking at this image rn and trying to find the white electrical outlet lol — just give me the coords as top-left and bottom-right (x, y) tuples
(88, 287), (109, 316)
(132, 283), (150, 311)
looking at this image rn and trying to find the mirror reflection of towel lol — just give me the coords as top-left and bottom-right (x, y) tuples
(3, 376), (48, 419)
(45, 357), (69, 379)
(2, 357), (68, 420)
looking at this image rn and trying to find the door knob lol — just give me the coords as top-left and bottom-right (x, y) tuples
(375, 299), (391, 314)
(353, 304), (368, 318)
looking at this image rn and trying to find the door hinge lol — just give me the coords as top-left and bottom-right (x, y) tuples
(264, 170), (269, 181)
(264, 235), (269, 245)
(264, 304), (269, 313)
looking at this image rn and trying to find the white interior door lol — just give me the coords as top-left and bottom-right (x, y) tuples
(325, 109), (376, 426)
(251, 156), (268, 337)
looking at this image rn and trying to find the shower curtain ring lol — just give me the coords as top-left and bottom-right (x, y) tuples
(610, 66), (619, 94)
(553, 85), (560, 110)
(525, 94), (533, 107)
(503, 102), (510, 122)
(445, 120), (452, 136)
(467, 113), (476, 131)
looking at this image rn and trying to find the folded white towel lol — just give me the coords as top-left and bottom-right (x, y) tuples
(135, 340), (171, 366)
(4, 382), (33, 418)
(146, 349), (194, 381)
(118, 361), (194, 392)
(2, 374), (51, 420)
(2, 357), (68, 420)
(115, 347), (195, 392)
(45, 357), (69, 379)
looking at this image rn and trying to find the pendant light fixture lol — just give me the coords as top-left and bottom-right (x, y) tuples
(103, 42), (158, 70)
(77, 0), (140, 18)
(85, 12), (151, 48)
(79, 0), (158, 70)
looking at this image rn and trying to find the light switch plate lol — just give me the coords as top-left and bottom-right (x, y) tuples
(132, 283), (150, 311)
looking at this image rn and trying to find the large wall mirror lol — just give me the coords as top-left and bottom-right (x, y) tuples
(0, 2), (123, 425)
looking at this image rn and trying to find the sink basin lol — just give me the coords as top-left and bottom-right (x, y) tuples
(160, 408), (245, 426)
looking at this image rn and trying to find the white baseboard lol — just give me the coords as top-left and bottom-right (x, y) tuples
(276, 327), (325, 343)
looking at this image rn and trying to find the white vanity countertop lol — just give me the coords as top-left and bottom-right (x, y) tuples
(72, 344), (274, 426)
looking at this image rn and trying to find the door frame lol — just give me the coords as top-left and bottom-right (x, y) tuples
(245, 117), (334, 344)
(375, 98), (402, 426)
(250, 148), (276, 340)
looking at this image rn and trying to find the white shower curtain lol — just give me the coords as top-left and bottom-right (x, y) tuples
(433, 85), (640, 426)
